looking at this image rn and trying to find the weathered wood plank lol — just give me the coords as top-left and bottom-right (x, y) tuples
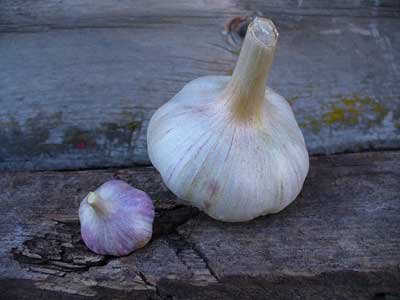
(1, 1), (399, 171)
(0, 151), (399, 299)
(0, 0), (399, 31)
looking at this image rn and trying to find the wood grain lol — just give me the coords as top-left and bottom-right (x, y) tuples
(1, 0), (399, 30)
(0, 151), (399, 299)
(0, 0), (400, 171)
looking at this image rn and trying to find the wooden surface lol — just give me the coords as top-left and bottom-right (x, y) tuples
(1, 1), (400, 299)
(1, 0), (400, 171)
(0, 151), (399, 299)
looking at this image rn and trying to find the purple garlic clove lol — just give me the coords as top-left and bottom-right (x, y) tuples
(79, 180), (155, 256)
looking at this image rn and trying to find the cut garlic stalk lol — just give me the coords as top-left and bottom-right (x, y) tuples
(147, 17), (309, 222)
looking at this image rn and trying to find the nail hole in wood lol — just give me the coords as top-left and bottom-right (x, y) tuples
(226, 16), (253, 40)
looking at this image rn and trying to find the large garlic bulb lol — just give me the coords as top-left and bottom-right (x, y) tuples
(147, 17), (309, 222)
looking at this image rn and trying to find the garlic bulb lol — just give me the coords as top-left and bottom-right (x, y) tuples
(79, 180), (154, 256)
(147, 17), (309, 222)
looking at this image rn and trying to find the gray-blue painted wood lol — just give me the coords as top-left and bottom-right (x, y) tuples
(1, 0), (399, 171)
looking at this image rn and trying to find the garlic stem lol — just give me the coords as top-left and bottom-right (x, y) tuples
(87, 192), (108, 215)
(223, 17), (278, 123)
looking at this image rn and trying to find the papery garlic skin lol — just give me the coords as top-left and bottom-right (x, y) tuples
(147, 18), (309, 222)
(79, 180), (154, 256)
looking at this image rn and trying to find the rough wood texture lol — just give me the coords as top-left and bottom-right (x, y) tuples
(0, 151), (399, 299)
(1, 0), (399, 27)
(1, 0), (399, 171)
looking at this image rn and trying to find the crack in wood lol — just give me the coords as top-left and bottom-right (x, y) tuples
(153, 206), (199, 237)
(176, 231), (220, 283)
(137, 272), (166, 300)
(11, 221), (109, 274)
(29, 266), (67, 277)
(167, 232), (219, 285)
(11, 204), (200, 280)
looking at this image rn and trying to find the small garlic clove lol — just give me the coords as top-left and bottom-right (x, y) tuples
(79, 180), (154, 256)
(147, 17), (309, 222)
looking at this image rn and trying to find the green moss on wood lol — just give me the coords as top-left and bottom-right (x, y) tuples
(372, 102), (388, 123)
(0, 112), (64, 157)
(306, 83), (313, 93)
(342, 97), (358, 106)
(287, 96), (299, 105)
(226, 68), (234, 76)
(322, 105), (347, 125)
(104, 121), (140, 132)
(298, 122), (307, 129)
(309, 119), (321, 133)
(301, 94), (390, 133)
(126, 121), (140, 131)
(230, 49), (241, 56)
(63, 127), (97, 149)
(0, 120), (19, 127)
